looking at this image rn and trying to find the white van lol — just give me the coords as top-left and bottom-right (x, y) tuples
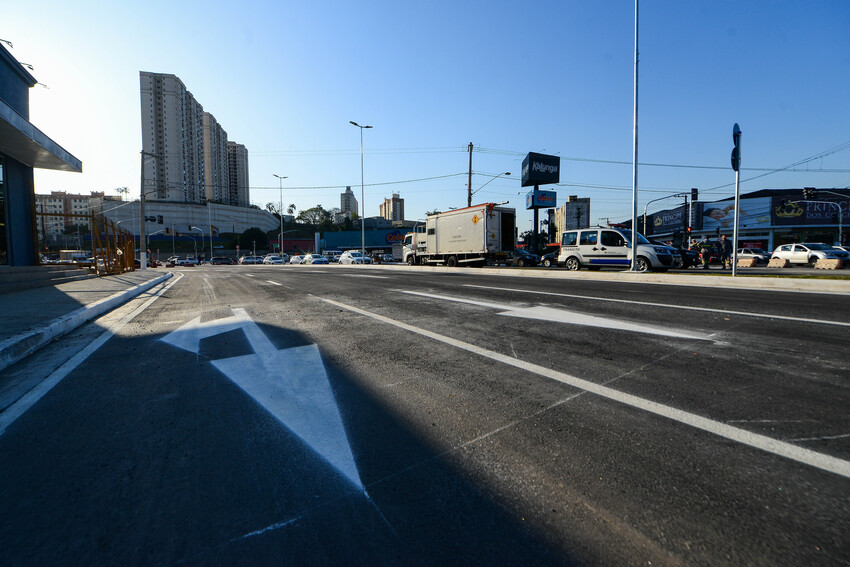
(557, 227), (674, 272)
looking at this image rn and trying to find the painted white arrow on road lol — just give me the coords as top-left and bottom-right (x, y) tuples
(398, 290), (710, 341)
(161, 309), (362, 489)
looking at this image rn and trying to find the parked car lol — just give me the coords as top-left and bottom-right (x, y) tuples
(678, 247), (700, 269)
(303, 254), (329, 264)
(238, 256), (262, 264)
(540, 251), (560, 267)
(771, 243), (845, 265)
(339, 250), (372, 265)
(289, 255), (304, 264)
(262, 255), (284, 265)
(737, 248), (771, 264)
(558, 227), (674, 272)
(649, 240), (682, 268)
(176, 257), (199, 266)
(209, 256), (233, 265)
(505, 248), (540, 267)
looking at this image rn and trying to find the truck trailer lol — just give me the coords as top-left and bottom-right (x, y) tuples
(402, 203), (516, 267)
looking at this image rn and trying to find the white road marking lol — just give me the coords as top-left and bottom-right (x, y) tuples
(265, 280), (282, 286)
(320, 297), (850, 479)
(0, 273), (184, 436)
(398, 290), (708, 340)
(464, 284), (850, 328)
(161, 309), (362, 489)
(345, 274), (389, 279)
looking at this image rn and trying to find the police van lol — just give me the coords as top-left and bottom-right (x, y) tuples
(557, 227), (674, 272)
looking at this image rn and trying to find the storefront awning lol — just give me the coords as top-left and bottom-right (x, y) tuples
(0, 98), (82, 172)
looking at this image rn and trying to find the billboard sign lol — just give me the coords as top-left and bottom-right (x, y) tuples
(771, 196), (850, 226)
(525, 189), (557, 210)
(648, 205), (687, 235)
(521, 152), (560, 187)
(699, 197), (772, 231)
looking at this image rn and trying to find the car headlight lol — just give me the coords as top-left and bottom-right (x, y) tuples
(653, 246), (668, 254)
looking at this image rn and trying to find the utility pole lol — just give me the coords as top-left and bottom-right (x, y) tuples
(467, 142), (473, 207)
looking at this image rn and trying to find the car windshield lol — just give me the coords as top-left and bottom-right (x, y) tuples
(806, 243), (831, 250)
(618, 230), (649, 245)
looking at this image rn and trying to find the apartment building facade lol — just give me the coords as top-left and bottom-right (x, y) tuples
(140, 72), (248, 208)
(379, 193), (404, 222)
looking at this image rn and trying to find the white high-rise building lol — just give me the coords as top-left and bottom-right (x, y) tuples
(141, 72), (248, 208)
(203, 112), (228, 204)
(140, 72), (205, 204)
(227, 142), (249, 208)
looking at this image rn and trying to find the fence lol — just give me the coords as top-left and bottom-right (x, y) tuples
(34, 211), (135, 275)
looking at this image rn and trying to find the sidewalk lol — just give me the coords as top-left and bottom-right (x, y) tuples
(0, 269), (173, 373)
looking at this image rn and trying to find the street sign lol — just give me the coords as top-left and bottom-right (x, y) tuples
(731, 123), (741, 172)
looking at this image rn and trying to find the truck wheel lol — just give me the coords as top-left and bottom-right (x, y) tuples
(635, 256), (651, 272)
(446, 256), (458, 267)
(565, 257), (581, 271)
(407, 256), (415, 266)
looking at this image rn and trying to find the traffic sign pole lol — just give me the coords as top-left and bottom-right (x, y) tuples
(731, 123), (741, 277)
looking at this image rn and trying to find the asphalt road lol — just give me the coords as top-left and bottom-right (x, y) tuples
(1, 264), (848, 566)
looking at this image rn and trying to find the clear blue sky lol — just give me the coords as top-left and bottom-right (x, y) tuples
(6, 0), (850, 232)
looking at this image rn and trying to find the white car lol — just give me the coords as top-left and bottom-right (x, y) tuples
(771, 243), (847, 265)
(238, 256), (262, 264)
(262, 255), (284, 265)
(303, 254), (329, 264)
(289, 255), (304, 264)
(737, 248), (771, 264)
(339, 250), (372, 265)
(176, 257), (199, 266)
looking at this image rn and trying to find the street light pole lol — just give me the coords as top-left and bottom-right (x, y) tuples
(273, 174), (287, 254)
(139, 151), (159, 270)
(350, 121), (372, 262)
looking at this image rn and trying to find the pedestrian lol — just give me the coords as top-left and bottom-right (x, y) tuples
(720, 234), (733, 269)
(699, 236), (712, 269)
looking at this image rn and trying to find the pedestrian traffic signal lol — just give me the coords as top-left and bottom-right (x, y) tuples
(157, 215), (163, 224)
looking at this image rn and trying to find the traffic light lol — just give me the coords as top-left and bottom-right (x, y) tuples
(691, 188), (698, 202)
(157, 215), (163, 224)
(165, 227), (170, 235)
(803, 187), (817, 200)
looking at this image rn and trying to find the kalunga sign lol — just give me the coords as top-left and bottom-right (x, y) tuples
(521, 152), (560, 187)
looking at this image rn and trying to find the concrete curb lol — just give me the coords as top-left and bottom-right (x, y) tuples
(342, 263), (850, 294)
(0, 272), (173, 373)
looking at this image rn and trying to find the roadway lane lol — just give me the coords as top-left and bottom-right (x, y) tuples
(1, 264), (847, 566)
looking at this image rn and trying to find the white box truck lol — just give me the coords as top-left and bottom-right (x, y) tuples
(402, 203), (516, 267)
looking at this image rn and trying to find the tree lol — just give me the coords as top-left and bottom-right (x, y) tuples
(425, 209), (441, 216)
(296, 205), (332, 226)
(115, 187), (130, 201)
(238, 227), (268, 251)
(287, 203), (296, 215)
(265, 202), (281, 218)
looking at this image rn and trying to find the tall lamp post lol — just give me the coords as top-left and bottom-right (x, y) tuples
(139, 151), (160, 271)
(350, 121), (372, 262)
(273, 174), (287, 254)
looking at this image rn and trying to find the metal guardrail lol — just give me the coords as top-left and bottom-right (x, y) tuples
(34, 211), (135, 275)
